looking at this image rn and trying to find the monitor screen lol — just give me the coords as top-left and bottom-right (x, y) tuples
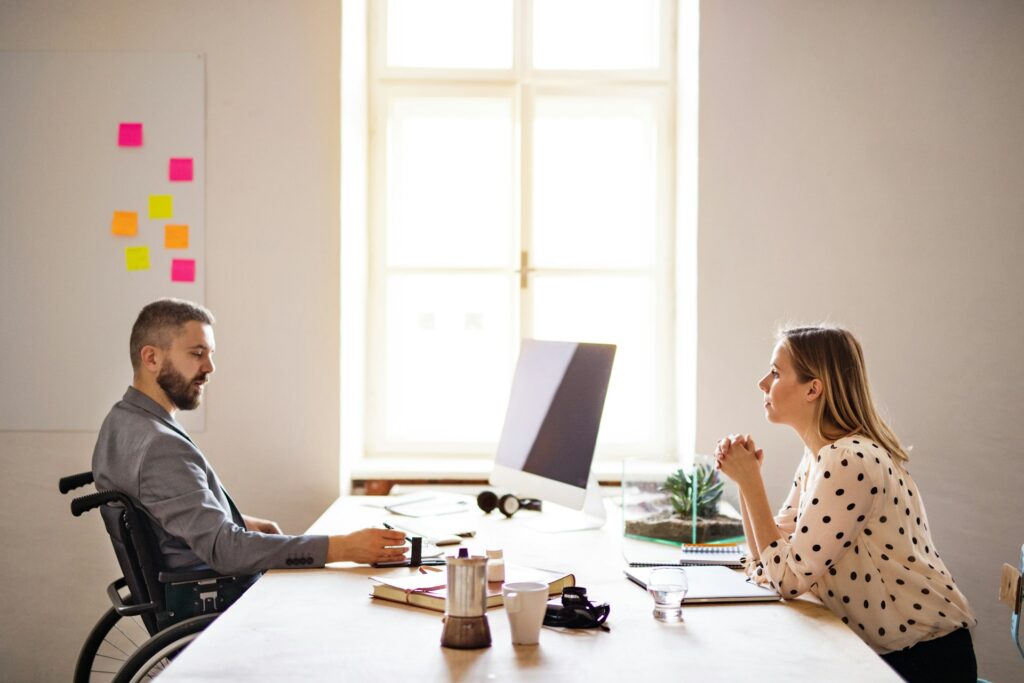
(490, 339), (615, 511)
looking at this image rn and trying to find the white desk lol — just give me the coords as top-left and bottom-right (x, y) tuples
(158, 497), (901, 682)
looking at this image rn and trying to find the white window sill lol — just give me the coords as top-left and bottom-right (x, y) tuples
(348, 456), (682, 483)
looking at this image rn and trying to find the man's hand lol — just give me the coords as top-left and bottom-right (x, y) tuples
(327, 528), (408, 565)
(243, 514), (283, 534)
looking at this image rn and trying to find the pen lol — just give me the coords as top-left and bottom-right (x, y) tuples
(383, 522), (408, 544)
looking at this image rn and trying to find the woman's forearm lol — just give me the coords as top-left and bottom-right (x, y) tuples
(738, 479), (783, 555)
(739, 494), (759, 561)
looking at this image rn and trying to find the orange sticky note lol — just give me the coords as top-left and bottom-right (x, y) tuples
(164, 225), (189, 249)
(111, 211), (138, 236)
(125, 246), (150, 271)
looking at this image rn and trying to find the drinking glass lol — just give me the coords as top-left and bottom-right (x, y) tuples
(647, 567), (688, 622)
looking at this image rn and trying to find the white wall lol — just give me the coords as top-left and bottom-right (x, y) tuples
(699, 1), (1024, 680)
(0, 1), (341, 680)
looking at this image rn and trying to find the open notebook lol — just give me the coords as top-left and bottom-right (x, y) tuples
(624, 565), (779, 603)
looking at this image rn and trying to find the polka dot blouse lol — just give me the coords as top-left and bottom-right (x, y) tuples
(747, 436), (976, 654)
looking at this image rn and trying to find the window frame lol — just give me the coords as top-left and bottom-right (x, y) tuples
(344, 0), (696, 481)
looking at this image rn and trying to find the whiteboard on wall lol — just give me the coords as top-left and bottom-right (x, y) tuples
(0, 52), (206, 432)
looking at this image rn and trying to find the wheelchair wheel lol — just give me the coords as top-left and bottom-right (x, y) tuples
(75, 607), (155, 683)
(111, 614), (216, 683)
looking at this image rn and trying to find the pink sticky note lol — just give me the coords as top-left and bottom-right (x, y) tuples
(171, 258), (196, 283)
(118, 123), (143, 147)
(169, 158), (194, 181)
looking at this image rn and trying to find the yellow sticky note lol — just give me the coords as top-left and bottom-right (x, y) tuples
(111, 211), (138, 236)
(164, 224), (189, 249)
(149, 195), (173, 219)
(125, 246), (150, 271)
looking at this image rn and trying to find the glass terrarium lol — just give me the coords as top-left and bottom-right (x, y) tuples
(621, 454), (745, 545)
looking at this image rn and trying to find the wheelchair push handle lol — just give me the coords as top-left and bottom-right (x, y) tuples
(71, 490), (130, 517)
(59, 471), (94, 494)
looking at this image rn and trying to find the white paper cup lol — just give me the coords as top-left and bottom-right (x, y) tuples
(502, 581), (548, 645)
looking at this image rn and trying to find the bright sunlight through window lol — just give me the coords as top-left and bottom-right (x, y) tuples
(362, 0), (686, 463)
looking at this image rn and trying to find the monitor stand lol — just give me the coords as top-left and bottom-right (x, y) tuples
(524, 473), (607, 533)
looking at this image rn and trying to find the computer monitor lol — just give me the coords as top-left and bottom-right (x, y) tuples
(489, 339), (616, 531)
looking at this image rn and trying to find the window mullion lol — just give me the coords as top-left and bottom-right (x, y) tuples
(519, 80), (534, 341)
(516, 0), (530, 343)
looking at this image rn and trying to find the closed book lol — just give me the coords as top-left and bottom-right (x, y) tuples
(370, 565), (576, 613)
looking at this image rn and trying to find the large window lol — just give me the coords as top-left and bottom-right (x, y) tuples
(354, 0), (689, 465)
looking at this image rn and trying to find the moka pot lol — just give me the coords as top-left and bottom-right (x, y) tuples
(441, 554), (491, 649)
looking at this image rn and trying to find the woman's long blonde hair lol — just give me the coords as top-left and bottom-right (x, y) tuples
(779, 325), (909, 461)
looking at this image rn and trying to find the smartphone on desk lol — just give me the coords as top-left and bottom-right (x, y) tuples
(372, 558), (446, 568)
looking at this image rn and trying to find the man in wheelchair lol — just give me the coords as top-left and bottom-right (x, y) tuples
(63, 299), (407, 681)
(93, 298), (407, 578)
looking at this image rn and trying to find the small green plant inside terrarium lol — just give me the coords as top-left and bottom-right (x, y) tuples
(662, 463), (725, 517)
(623, 461), (745, 544)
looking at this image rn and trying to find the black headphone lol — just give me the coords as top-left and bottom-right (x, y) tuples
(476, 490), (542, 518)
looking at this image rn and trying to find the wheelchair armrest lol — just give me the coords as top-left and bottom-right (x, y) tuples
(107, 576), (158, 617)
(159, 568), (227, 584)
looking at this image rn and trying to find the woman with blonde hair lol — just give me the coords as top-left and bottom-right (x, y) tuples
(715, 325), (977, 682)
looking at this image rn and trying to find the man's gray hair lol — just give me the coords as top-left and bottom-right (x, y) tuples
(130, 298), (215, 371)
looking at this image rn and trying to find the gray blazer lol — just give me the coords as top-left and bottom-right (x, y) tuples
(92, 387), (328, 575)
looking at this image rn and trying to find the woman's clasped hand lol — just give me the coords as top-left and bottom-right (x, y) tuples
(713, 434), (763, 483)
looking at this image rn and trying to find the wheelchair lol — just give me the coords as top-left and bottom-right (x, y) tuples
(60, 471), (254, 682)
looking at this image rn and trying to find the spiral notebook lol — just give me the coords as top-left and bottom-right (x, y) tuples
(623, 538), (745, 568)
(678, 544), (745, 567)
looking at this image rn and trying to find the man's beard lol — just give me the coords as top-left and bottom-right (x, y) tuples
(157, 360), (207, 411)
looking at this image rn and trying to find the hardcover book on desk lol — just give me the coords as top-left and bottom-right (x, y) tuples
(370, 565), (576, 613)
